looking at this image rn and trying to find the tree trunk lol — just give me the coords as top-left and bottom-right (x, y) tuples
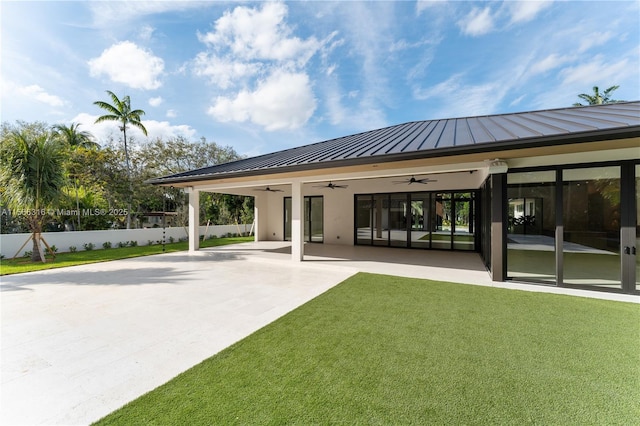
(123, 124), (132, 229)
(30, 233), (44, 262)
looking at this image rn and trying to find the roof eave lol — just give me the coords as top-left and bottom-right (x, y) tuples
(147, 126), (640, 186)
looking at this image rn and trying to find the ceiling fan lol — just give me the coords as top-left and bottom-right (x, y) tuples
(393, 175), (438, 185)
(253, 186), (283, 192)
(313, 181), (348, 189)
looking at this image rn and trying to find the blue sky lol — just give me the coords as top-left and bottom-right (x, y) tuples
(2, 1), (639, 157)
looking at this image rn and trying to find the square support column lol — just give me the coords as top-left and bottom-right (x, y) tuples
(291, 180), (304, 261)
(254, 194), (266, 242)
(490, 172), (506, 282)
(187, 187), (200, 252)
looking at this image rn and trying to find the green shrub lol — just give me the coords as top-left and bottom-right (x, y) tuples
(102, 241), (112, 249)
(50, 245), (59, 253)
(148, 240), (154, 246)
(83, 242), (95, 251)
(23, 250), (32, 258)
(128, 240), (138, 247)
(168, 236), (175, 243)
(117, 241), (127, 248)
(69, 246), (77, 253)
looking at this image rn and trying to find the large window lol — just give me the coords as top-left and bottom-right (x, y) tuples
(355, 191), (476, 251)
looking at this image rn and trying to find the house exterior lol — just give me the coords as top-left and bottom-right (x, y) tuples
(149, 102), (640, 295)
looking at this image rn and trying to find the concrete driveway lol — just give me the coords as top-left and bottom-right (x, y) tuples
(1, 246), (355, 425)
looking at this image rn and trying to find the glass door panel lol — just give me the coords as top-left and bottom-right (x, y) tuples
(453, 197), (474, 251)
(304, 197), (310, 241)
(410, 193), (430, 248)
(356, 195), (373, 245)
(310, 197), (323, 243)
(563, 166), (621, 289)
(432, 193), (451, 249)
(636, 164), (639, 291)
(284, 198), (292, 241)
(507, 171), (556, 284)
(389, 194), (408, 247)
(373, 194), (389, 246)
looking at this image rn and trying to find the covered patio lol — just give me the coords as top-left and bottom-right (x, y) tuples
(150, 102), (640, 293)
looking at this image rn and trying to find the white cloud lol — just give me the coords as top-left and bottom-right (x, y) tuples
(560, 56), (630, 85)
(416, 0), (448, 16)
(578, 31), (614, 53)
(166, 109), (177, 118)
(138, 25), (155, 41)
(148, 96), (163, 107)
(458, 7), (494, 36)
(16, 83), (66, 107)
(197, 2), (320, 65)
(88, 2), (204, 28)
(71, 113), (196, 144)
(194, 1), (329, 131)
(414, 73), (507, 117)
(529, 53), (573, 75)
(193, 53), (261, 89)
(507, 1), (553, 24)
(88, 41), (164, 90)
(208, 71), (316, 131)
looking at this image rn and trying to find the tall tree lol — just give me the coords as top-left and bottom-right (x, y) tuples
(573, 85), (622, 106)
(94, 91), (147, 228)
(54, 123), (99, 230)
(0, 122), (67, 261)
(52, 123), (99, 150)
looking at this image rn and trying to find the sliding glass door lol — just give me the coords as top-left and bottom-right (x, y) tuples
(284, 196), (323, 243)
(563, 166), (621, 289)
(355, 191), (476, 251)
(506, 161), (638, 293)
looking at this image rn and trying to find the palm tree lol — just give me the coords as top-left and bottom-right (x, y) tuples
(573, 85), (622, 106)
(53, 123), (99, 150)
(53, 123), (97, 231)
(94, 90), (148, 228)
(0, 123), (67, 262)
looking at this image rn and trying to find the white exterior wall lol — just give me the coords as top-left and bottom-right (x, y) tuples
(266, 195), (284, 241)
(0, 224), (250, 257)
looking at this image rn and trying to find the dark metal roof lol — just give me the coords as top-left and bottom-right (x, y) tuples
(149, 102), (640, 185)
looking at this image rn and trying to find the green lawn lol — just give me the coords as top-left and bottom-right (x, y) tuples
(0, 236), (253, 275)
(95, 273), (640, 425)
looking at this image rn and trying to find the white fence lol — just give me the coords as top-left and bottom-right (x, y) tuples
(0, 224), (251, 258)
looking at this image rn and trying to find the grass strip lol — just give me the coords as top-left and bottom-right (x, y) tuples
(95, 272), (640, 425)
(0, 236), (253, 276)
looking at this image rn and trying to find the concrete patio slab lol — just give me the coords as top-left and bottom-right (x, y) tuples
(2, 242), (637, 425)
(1, 249), (356, 425)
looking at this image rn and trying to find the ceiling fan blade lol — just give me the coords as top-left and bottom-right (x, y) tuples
(254, 187), (282, 192)
(416, 178), (437, 184)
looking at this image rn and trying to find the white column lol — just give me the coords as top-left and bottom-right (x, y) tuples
(291, 180), (304, 261)
(187, 187), (200, 252)
(253, 194), (261, 242)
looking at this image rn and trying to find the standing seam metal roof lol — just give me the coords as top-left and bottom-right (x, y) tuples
(149, 102), (640, 184)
